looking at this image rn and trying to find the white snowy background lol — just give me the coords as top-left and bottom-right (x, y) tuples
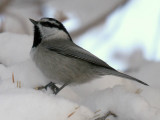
(0, 0), (160, 120)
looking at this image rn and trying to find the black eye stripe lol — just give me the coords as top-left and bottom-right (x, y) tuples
(40, 22), (59, 28)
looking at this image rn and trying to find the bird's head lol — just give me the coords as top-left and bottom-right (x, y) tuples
(30, 18), (72, 47)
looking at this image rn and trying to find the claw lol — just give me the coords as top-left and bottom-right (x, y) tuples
(49, 83), (60, 94)
(34, 86), (45, 90)
(35, 82), (69, 95)
(44, 82), (53, 90)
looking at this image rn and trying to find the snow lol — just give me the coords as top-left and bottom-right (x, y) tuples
(0, 88), (93, 120)
(0, 33), (32, 66)
(83, 86), (160, 120)
(0, 32), (160, 120)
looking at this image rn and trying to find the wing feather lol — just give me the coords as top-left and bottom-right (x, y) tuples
(41, 40), (115, 70)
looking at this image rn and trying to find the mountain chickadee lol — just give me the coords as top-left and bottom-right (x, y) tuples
(30, 18), (148, 94)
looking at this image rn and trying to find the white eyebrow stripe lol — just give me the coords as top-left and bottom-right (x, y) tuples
(40, 19), (60, 26)
(50, 21), (60, 26)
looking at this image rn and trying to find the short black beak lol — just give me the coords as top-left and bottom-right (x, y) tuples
(29, 18), (38, 25)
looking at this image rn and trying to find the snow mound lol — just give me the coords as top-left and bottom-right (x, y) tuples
(0, 33), (32, 66)
(0, 88), (93, 120)
(0, 32), (160, 120)
(83, 86), (160, 120)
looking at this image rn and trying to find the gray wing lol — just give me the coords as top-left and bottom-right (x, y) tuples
(41, 40), (149, 86)
(41, 40), (115, 70)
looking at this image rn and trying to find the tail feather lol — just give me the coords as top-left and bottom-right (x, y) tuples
(108, 70), (149, 86)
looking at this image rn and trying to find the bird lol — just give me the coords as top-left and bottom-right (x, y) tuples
(29, 17), (148, 94)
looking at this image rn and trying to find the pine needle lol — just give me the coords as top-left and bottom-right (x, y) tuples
(17, 81), (19, 88)
(75, 106), (80, 110)
(94, 109), (101, 114)
(68, 111), (76, 118)
(19, 81), (21, 88)
(12, 72), (15, 83)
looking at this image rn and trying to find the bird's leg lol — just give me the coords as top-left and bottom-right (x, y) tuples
(50, 82), (70, 95)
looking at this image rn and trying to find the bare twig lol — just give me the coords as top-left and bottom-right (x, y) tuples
(55, 11), (68, 22)
(67, 106), (80, 118)
(70, 0), (128, 39)
(12, 72), (15, 83)
(17, 81), (19, 88)
(16, 81), (21, 88)
(19, 81), (21, 88)
(0, 17), (4, 33)
(94, 110), (101, 114)
(0, 0), (12, 13)
(75, 106), (80, 110)
(5, 11), (30, 34)
(135, 88), (142, 94)
(68, 111), (76, 118)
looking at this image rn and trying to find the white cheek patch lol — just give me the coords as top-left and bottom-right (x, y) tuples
(50, 21), (60, 26)
(44, 30), (69, 40)
(39, 25), (69, 40)
(54, 30), (69, 39)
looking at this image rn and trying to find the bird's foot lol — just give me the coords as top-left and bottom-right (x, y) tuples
(34, 82), (59, 94)
(45, 82), (60, 95)
(35, 82), (69, 95)
(95, 111), (117, 120)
